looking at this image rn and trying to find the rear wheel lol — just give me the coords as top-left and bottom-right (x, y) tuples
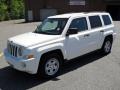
(101, 38), (112, 54)
(37, 53), (62, 78)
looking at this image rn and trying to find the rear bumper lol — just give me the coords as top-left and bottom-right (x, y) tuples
(4, 49), (38, 74)
(113, 33), (117, 41)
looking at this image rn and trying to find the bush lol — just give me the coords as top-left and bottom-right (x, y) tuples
(0, 0), (24, 21)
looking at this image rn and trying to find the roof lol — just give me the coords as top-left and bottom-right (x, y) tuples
(48, 12), (109, 18)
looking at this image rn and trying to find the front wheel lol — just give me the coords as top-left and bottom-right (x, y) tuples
(37, 53), (62, 78)
(101, 38), (112, 54)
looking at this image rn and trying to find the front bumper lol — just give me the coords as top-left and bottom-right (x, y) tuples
(4, 49), (38, 74)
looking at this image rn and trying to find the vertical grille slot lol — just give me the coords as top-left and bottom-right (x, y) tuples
(7, 43), (18, 57)
(10, 44), (12, 55)
(15, 46), (18, 57)
(11, 45), (13, 56)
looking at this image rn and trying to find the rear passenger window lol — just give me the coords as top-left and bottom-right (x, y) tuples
(69, 17), (88, 32)
(102, 15), (112, 25)
(89, 15), (102, 29)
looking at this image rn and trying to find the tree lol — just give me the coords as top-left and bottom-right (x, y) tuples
(0, 0), (10, 21)
(10, 0), (24, 19)
(0, 0), (24, 21)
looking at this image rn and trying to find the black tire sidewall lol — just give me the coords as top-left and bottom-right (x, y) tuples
(102, 38), (112, 54)
(38, 53), (62, 78)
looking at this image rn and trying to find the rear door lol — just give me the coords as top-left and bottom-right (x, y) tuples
(87, 15), (104, 51)
(99, 14), (113, 47)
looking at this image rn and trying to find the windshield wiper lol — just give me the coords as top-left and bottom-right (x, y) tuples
(34, 30), (52, 35)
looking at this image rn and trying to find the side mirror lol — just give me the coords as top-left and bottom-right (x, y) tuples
(66, 28), (78, 36)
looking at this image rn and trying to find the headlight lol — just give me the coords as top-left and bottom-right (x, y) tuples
(18, 47), (23, 56)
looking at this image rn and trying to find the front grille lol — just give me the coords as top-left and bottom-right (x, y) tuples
(7, 43), (18, 57)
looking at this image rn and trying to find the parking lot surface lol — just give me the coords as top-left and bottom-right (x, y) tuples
(0, 20), (120, 90)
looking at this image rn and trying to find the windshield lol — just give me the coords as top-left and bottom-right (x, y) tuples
(34, 18), (68, 35)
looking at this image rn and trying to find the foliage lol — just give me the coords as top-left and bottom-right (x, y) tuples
(0, 0), (24, 21)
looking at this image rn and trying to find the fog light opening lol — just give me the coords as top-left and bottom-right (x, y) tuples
(21, 62), (26, 68)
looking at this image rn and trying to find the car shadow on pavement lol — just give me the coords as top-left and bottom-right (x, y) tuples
(0, 51), (106, 90)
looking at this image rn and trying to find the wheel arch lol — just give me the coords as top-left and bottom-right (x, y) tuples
(101, 34), (113, 50)
(39, 49), (64, 65)
(104, 34), (113, 43)
(37, 49), (64, 77)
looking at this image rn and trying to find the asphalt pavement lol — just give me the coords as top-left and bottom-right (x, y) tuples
(0, 20), (120, 90)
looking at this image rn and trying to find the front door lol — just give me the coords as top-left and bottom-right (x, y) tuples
(65, 17), (90, 60)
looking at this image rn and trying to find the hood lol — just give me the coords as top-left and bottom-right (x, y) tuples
(9, 32), (60, 47)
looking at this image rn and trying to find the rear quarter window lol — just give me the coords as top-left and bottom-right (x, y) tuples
(89, 15), (102, 29)
(102, 15), (112, 25)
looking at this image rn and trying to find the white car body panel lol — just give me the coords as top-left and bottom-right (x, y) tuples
(9, 32), (60, 47)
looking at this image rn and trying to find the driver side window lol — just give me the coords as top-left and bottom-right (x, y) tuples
(69, 17), (88, 32)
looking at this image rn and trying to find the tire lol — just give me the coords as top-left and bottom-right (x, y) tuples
(37, 53), (62, 78)
(101, 38), (112, 55)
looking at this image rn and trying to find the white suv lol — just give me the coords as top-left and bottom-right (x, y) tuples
(4, 12), (116, 78)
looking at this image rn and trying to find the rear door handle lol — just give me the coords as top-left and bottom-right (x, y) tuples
(84, 34), (90, 37)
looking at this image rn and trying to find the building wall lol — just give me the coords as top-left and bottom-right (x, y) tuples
(24, 0), (106, 21)
(25, 0), (44, 21)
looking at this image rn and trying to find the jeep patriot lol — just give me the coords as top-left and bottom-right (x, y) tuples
(4, 12), (116, 78)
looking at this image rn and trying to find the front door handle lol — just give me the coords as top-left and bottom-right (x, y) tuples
(84, 34), (90, 37)
(100, 30), (104, 32)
